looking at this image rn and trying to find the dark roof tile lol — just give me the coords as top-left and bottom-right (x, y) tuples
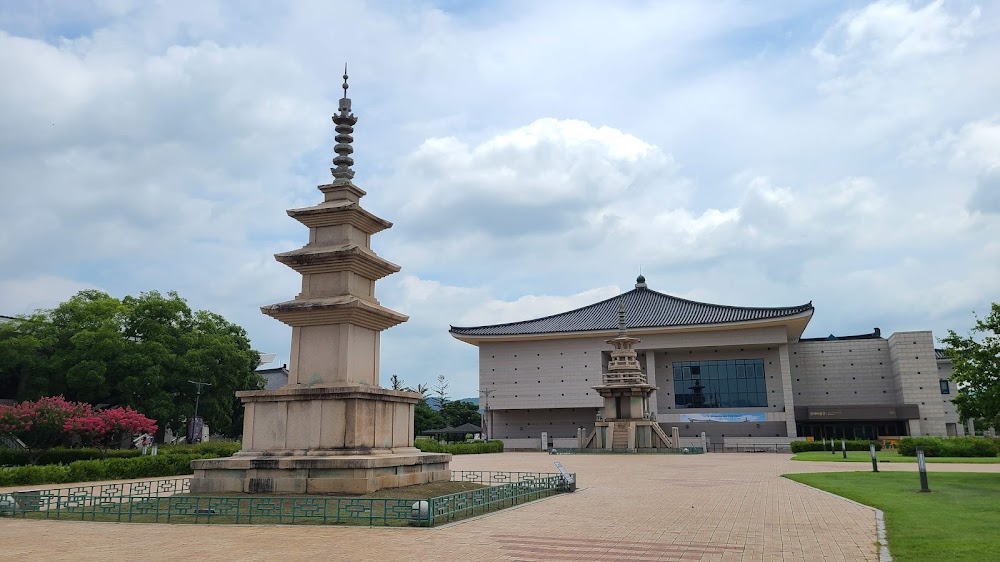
(450, 287), (812, 337)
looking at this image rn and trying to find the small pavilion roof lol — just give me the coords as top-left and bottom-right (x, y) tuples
(450, 286), (813, 341)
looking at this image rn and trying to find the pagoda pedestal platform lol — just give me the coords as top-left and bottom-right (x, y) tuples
(190, 386), (451, 494)
(585, 419), (673, 451)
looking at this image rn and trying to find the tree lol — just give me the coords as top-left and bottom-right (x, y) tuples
(440, 400), (481, 429)
(0, 396), (90, 464)
(432, 374), (450, 410)
(942, 303), (1000, 429)
(64, 405), (157, 458)
(0, 290), (264, 437)
(414, 400), (445, 437)
(389, 374), (405, 391)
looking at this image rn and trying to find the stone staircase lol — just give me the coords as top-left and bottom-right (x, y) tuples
(611, 424), (629, 450)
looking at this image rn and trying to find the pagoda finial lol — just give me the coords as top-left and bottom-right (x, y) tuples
(342, 63), (349, 98)
(618, 300), (627, 336)
(331, 62), (358, 183)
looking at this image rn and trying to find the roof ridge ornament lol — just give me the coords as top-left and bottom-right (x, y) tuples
(635, 274), (647, 289)
(331, 63), (358, 184)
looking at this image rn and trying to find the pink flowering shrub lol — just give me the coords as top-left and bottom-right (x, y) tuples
(0, 397), (157, 464)
(0, 396), (91, 464)
(64, 406), (157, 457)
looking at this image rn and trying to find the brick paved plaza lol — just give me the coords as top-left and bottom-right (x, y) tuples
(4, 452), (999, 561)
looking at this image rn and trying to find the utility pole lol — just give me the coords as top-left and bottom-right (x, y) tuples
(189, 380), (212, 418)
(479, 388), (495, 441)
(188, 380), (212, 444)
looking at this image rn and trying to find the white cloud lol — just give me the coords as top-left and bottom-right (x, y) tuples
(813, 0), (980, 67)
(0, 276), (100, 315)
(1, 1), (999, 403)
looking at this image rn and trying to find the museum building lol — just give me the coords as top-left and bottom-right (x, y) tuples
(449, 276), (962, 449)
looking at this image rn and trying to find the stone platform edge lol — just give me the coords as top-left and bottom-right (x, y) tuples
(190, 452), (452, 494)
(236, 385), (422, 403)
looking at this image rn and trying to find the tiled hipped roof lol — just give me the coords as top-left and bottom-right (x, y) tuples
(449, 287), (813, 337)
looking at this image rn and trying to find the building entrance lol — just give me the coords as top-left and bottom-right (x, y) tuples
(796, 421), (909, 440)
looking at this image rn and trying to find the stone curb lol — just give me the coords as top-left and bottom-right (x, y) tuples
(784, 477), (891, 562)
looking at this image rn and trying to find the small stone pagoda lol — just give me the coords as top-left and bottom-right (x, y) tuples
(584, 299), (675, 451)
(191, 68), (451, 494)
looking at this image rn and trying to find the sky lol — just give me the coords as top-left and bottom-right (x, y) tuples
(1, 0), (998, 401)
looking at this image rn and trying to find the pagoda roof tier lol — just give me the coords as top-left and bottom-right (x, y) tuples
(274, 243), (401, 278)
(261, 296), (408, 330)
(287, 200), (393, 234)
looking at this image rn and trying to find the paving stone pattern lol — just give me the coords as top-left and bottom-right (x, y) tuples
(4, 453), (998, 561)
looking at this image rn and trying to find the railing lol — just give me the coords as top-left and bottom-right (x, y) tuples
(549, 447), (704, 455)
(431, 472), (570, 524)
(0, 471), (574, 527)
(709, 442), (792, 453)
(601, 372), (647, 384)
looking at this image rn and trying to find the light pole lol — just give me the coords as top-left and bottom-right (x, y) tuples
(479, 388), (495, 441)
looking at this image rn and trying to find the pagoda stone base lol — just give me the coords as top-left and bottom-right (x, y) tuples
(190, 452), (451, 495)
(584, 420), (674, 451)
(190, 385), (452, 495)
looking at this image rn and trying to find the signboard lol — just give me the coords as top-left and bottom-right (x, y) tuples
(553, 461), (575, 491)
(679, 412), (766, 423)
(187, 416), (204, 444)
(805, 405), (916, 420)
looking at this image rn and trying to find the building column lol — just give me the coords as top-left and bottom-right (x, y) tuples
(645, 351), (658, 415)
(778, 344), (797, 437)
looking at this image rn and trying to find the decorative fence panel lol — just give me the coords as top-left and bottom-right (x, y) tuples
(0, 471), (574, 527)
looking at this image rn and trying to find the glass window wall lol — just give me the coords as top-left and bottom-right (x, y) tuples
(673, 359), (767, 408)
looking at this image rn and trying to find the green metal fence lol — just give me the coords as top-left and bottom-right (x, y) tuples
(0, 470), (574, 526)
(548, 447), (705, 454)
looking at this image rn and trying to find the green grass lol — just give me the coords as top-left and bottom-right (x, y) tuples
(791, 450), (1000, 463)
(785, 471), (1000, 561)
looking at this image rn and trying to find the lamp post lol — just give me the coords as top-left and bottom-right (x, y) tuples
(479, 388), (495, 441)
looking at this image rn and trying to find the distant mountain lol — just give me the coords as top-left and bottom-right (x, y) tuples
(428, 397), (479, 411)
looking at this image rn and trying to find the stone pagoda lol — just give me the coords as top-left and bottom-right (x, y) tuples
(191, 68), (451, 494)
(585, 299), (675, 451)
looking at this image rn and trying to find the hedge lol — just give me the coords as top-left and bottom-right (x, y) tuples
(414, 438), (504, 454)
(791, 440), (883, 453)
(0, 454), (212, 487)
(0, 441), (243, 467)
(156, 441), (242, 458)
(897, 436), (1000, 458)
(0, 447), (141, 467)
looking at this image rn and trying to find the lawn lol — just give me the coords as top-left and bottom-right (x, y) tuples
(785, 471), (1000, 561)
(791, 450), (1000, 464)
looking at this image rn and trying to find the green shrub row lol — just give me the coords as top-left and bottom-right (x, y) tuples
(156, 441), (242, 458)
(0, 447), (141, 467)
(0, 454), (213, 487)
(897, 436), (1000, 457)
(791, 440), (883, 453)
(414, 438), (504, 454)
(0, 441), (242, 467)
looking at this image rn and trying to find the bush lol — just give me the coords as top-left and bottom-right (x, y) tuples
(0, 441), (241, 468)
(414, 438), (504, 454)
(0, 454), (212, 487)
(898, 437), (999, 457)
(157, 441), (241, 457)
(0, 447), (141, 467)
(791, 440), (883, 453)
